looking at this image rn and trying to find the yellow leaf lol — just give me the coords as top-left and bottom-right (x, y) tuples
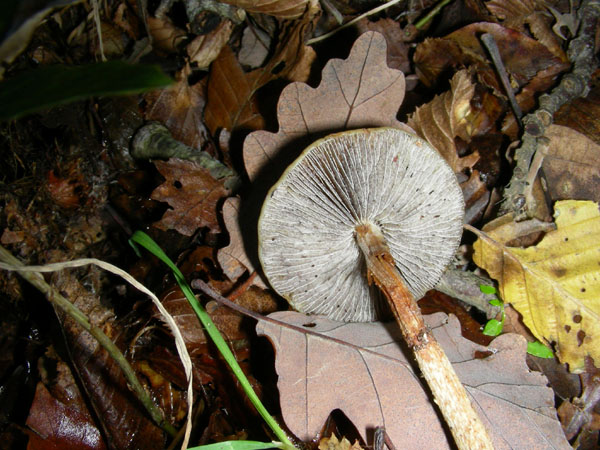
(473, 200), (600, 373)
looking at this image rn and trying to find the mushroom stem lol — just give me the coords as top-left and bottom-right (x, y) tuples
(355, 223), (494, 450)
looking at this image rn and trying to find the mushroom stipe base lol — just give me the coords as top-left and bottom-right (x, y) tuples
(355, 222), (494, 450)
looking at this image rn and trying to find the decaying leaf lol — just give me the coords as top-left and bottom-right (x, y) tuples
(151, 158), (230, 236)
(542, 125), (600, 203)
(217, 197), (267, 287)
(144, 65), (209, 150)
(473, 200), (600, 373)
(243, 31), (411, 181)
(257, 311), (569, 449)
(554, 81), (600, 143)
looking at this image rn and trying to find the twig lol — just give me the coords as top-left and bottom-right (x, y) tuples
(501, 0), (600, 219)
(480, 33), (523, 127)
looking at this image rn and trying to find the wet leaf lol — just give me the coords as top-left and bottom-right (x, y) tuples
(542, 125), (600, 203)
(554, 79), (600, 143)
(26, 381), (106, 450)
(473, 200), (600, 373)
(151, 158), (230, 236)
(257, 311), (569, 449)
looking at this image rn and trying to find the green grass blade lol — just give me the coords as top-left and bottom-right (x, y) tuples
(0, 61), (173, 121)
(188, 440), (284, 450)
(130, 231), (295, 449)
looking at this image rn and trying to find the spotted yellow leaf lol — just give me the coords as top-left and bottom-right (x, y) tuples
(473, 200), (600, 373)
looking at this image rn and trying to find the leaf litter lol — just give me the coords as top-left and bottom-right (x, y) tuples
(1, 0), (599, 448)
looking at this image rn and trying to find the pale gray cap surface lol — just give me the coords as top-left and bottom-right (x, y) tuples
(258, 128), (465, 322)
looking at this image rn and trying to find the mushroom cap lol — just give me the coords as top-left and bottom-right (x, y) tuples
(258, 128), (465, 322)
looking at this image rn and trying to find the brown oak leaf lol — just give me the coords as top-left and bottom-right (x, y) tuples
(257, 311), (570, 449)
(152, 158), (230, 235)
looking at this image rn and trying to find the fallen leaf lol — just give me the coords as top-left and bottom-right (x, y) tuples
(204, 2), (319, 134)
(542, 125), (600, 203)
(219, 0), (311, 19)
(147, 16), (187, 53)
(144, 65), (209, 150)
(354, 18), (410, 73)
(26, 382), (106, 450)
(186, 20), (233, 70)
(151, 158), (230, 236)
(473, 200), (600, 373)
(414, 23), (568, 94)
(204, 45), (265, 135)
(408, 70), (496, 223)
(243, 31), (411, 181)
(257, 311), (569, 449)
(318, 434), (364, 450)
(238, 26), (271, 69)
(408, 70), (480, 173)
(217, 197), (267, 288)
(485, 0), (566, 62)
(554, 78), (600, 143)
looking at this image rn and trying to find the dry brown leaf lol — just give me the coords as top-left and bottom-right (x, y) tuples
(257, 311), (569, 449)
(542, 125), (600, 203)
(147, 16), (187, 53)
(204, 45), (265, 134)
(408, 70), (479, 173)
(355, 18), (410, 73)
(220, 0), (311, 19)
(239, 26), (271, 69)
(485, 0), (566, 61)
(186, 20), (233, 70)
(414, 22), (569, 96)
(243, 31), (411, 181)
(204, 2), (319, 134)
(151, 158), (230, 235)
(144, 65), (209, 150)
(217, 197), (267, 288)
(408, 70), (494, 223)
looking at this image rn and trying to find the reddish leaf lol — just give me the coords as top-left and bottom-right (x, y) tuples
(26, 382), (106, 450)
(151, 158), (230, 236)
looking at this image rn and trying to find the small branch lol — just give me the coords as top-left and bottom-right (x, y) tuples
(502, 0), (600, 219)
(480, 33), (523, 127)
(355, 224), (494, 450)
(436, 268), (501, 318)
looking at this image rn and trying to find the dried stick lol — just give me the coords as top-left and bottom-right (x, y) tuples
(502, 0), (600, 219)
(355, 224), (494, 450)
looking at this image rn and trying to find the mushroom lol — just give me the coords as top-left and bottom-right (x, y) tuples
(258, 128), (494, 449)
